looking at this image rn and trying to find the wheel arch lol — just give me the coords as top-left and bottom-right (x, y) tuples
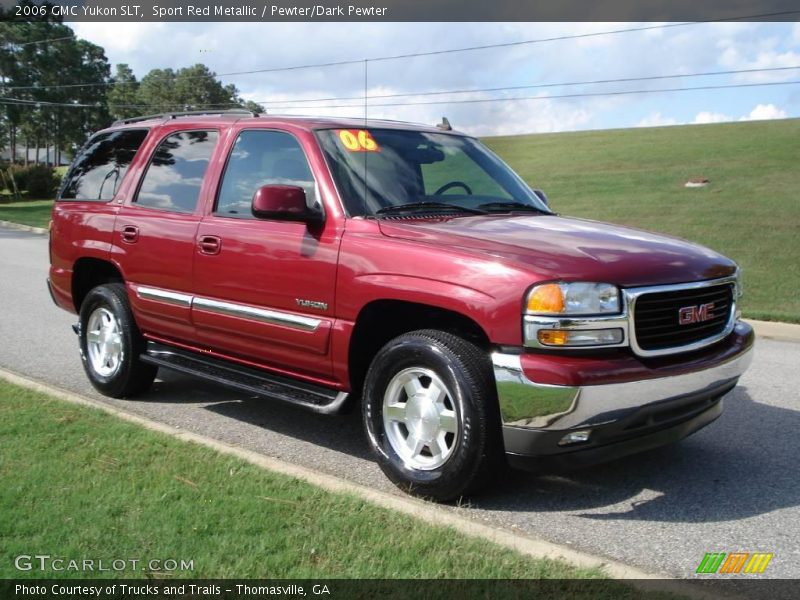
(71, 257), (125, 312)
(347, 299), (492, 396)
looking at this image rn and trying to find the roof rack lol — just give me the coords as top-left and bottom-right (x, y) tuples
(112, 108), (260, 126)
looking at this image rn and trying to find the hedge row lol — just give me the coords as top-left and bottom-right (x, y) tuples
(4, 164), (61, 198)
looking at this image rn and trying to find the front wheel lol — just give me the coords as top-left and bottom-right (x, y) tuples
(78, 283), (157, 398)
(363, 329), (503, 501)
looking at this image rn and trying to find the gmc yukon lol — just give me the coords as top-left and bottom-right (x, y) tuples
(48, 110), (754, 500)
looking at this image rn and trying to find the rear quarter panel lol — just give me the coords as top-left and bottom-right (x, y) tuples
(49, 201), (121, 312)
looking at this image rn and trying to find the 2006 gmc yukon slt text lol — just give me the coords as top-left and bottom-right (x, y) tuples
(48, 111), (754, 500)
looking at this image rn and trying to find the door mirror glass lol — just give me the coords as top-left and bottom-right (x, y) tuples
(252, 185), (321, 223)
(532, 188), (549, 207)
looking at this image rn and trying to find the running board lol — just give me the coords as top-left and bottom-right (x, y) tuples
(141, 342), (349, 415)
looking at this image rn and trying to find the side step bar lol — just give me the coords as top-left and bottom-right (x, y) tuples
(141, 342), (349, 415)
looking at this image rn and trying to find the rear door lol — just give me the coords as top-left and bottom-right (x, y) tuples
(115, 128), (219, 343)
(191, 128), (340, 378)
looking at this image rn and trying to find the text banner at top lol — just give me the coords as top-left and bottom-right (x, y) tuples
(2, 0), (800, 22)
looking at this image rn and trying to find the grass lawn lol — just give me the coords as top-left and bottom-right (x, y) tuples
(0, 199), (53, 229)
(485, 118), (800, 323)
(1, 378), (620, 584)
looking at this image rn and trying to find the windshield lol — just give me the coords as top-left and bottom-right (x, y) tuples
(315, 128), (551, 217)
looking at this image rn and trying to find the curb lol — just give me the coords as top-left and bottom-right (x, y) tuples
(0, 366), (746, 599)
(745, 319), (800, 343)
(0, 219), (48, 235)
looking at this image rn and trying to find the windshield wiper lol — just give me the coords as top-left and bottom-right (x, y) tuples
(477, 201), (548, 214)
(375, 201), (487, 216)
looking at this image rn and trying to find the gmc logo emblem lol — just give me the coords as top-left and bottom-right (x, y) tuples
(679, 302), (715, 325)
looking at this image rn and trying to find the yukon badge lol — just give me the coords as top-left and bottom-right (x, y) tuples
(678, 302), (715, 325)
(296, 298), (328, 311)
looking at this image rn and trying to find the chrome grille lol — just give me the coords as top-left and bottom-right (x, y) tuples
(633, 283), (734, 352)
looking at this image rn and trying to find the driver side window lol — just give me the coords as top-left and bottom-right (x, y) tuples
(421, 146), (511, 199)
(215, 130), (318, 218)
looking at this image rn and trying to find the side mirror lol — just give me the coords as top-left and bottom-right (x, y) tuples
(251, 185), (323, 224)
(532, 188), (549, 207)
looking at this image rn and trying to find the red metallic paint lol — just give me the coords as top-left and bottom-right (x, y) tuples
(252, 184), (309, 219)
(378, 215), (737, 287)
(49, 201), (121, 310)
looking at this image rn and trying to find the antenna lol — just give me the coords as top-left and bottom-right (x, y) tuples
(436, 117), (452, 131)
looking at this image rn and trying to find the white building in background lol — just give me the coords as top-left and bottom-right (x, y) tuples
(0, 147), (70, 165)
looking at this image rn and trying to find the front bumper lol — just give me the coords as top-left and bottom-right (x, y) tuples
(493, 321), (754, 469)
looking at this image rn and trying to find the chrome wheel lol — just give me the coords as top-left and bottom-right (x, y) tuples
(382, 367), (459, 471)
(85, 307), (124, 378)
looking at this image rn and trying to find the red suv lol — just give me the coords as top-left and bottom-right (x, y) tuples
(48, 110), (753, 500)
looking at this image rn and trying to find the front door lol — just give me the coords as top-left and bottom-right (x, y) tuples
(192, 129), (340, 378)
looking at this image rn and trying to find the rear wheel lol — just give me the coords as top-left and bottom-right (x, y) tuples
(79, 283), (157, 398)
(363, 329), (503, 501)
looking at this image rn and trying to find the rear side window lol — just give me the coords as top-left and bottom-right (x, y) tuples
(135, 130), (218, 213)
(60, 129), (148, 201)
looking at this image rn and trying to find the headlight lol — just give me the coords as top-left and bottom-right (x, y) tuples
(526, 282), (620, 315)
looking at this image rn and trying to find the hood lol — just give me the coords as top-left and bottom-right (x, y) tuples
(377, 214), (736, 287)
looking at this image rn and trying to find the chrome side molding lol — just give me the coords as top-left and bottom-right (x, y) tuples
(136, 286), (193, 307)
(193, 297), (321, 332)
(132, 284), (322, 332)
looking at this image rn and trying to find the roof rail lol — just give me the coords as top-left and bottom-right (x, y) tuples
(112, 108), (259, 126)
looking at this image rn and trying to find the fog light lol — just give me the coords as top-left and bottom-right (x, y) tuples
(559, 430), (592, 446)
(536, 328), (623, 347)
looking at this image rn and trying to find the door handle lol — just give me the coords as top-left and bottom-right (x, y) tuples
(120, 225), (139, 243)
(198, 235), (221, 255)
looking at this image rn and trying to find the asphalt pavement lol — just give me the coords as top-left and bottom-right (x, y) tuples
(1, 226), (798, 579)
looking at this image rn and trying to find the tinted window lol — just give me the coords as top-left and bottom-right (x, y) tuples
(60, 129), (148, 201)
(316, 129), (548, 217)
(421, 147), (512, 199)
(215, 130), (318, 218)
(136, 130), (218, 213)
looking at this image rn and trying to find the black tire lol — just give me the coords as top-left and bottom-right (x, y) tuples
(363, 329), (503, 501)
(78, 283), (157, 398)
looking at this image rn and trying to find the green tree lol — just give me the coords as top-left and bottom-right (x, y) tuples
(137, 68), (178, 112)
(107, 63), (140, 121)
(0, 5), (110, 164)
(241, 99), (266, 115)
(137, 64), (264, 115)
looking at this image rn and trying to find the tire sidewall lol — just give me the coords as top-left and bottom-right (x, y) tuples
(79, 285), (138, 396)
(363, 334), (488, 497)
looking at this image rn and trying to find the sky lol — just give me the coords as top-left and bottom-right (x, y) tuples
(69, 21), (800, 136)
